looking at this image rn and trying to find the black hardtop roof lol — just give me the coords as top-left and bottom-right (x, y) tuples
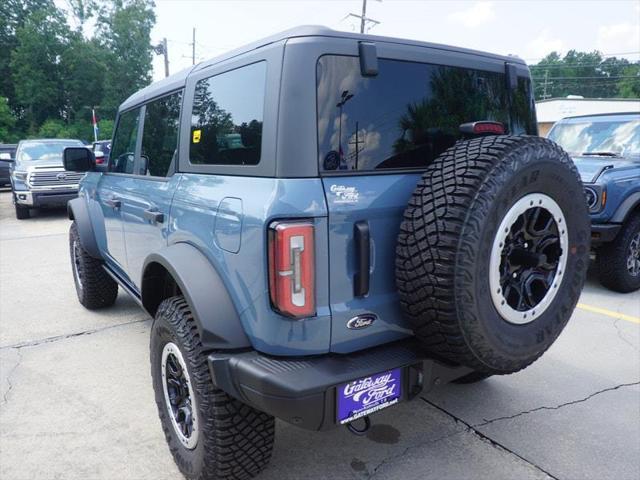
(120, 25), (525, 111)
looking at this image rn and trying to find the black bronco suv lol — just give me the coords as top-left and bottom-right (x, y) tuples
(63, 27), (590, 480)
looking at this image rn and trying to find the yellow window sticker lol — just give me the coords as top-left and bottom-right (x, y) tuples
(192, 129), (201, 143)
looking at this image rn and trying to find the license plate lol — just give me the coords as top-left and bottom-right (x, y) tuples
(336, 368), (402, 424)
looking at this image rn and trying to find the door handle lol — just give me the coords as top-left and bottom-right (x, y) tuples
(104, 197), (121, 209)
(354, 220), (370, 297)
(143, 208), (164, 224)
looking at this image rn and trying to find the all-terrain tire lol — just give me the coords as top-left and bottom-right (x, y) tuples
(69, 222), (118, 309)
(15, 203), (29, 219)
(150, 296), (275, 480)
(596, 213), (640, 293)
(396, 136), (590, 374)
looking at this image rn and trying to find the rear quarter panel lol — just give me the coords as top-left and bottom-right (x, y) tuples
(169, 176), (331, 355)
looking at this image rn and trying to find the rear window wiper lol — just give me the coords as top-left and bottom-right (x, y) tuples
(581, 151), (621, 157)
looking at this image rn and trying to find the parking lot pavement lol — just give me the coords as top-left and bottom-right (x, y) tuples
(0, 188), (638, 480)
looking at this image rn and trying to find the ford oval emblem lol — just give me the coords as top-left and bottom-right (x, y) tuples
(347, 314), (377, 330)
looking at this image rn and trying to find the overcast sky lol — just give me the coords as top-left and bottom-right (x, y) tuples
(149, 0), (640, 80)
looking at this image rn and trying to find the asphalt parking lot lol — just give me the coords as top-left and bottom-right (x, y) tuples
(0, 189), (638, 480)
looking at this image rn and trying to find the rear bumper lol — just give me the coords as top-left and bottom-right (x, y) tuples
(591, 223), (621, 246)
(208, 339), (471, 431)
(14, 189), (78, 208)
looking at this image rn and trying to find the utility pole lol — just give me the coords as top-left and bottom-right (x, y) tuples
(162, 38), (169, 77)
(360, 0), (367, 34)
(153, 38), (170, 77)
(336, 90), (354, 169)
(345, 0), (381, 33)
(542, 70), (553, 100)
(191, 27), (196, 65)
(348, 121), (364, 170)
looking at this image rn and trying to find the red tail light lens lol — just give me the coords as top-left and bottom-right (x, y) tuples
(268, 221), (315, 318)
(459, 121), (506, 135)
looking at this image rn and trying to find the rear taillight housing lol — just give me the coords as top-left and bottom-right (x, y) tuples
(268, 221), (315, 318)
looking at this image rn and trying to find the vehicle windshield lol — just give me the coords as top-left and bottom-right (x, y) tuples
(17, 141), (83, 163)
(548, 118), (640, 159)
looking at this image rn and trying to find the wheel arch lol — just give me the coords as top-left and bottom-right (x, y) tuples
(67, 197), (101, 259)
(142, 243), (251, 351)
(611, 192), (640, 223)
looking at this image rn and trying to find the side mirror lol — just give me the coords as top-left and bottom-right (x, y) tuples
(64, 147), (95, 172)
(0, 153), (12, 161)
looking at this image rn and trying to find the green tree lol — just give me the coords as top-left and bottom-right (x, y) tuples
(617, 65), (640, 98)
(530, 50), (639, 100)
(60, 37), (107, 121)
(10, 5), (71, 131)
(0, 0), (54, 110)
(0, 97), (17, 142)
(97, 0), (156, 115)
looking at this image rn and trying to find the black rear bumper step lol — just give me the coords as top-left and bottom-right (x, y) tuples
(208, 339), (471, 431)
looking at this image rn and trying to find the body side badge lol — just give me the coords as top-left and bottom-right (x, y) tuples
(347, 314), (377, 330)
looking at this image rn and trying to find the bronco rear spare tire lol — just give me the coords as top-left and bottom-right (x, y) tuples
(396, 136), (590, 374)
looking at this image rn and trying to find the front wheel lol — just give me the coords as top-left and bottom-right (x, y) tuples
(15, 203), (29, 220)
(597, 214), (640, 293)
(69, 222), (118, 309)
(150, 296), (275, 480)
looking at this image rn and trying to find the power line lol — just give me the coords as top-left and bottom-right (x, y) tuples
(532, 75), (639, 80)
(530, 62), (640, 69)
(344, 0), (381, 33)
(524, 51), (640, 61)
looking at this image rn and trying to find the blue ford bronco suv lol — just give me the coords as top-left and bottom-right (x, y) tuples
(63, 27), (590, 480)
(548, 112), (640, 293)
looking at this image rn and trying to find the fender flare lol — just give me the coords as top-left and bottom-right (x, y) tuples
(67, 197), (101, 259)
(611, 192), (640, 223)
(142, 243), (251, 350)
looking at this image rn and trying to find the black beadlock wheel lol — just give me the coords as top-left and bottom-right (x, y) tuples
(396, 135), (590, 375)
(150, 296), (275, 480)
(69, 222), (118, 309)
(597, 214), (640, 293)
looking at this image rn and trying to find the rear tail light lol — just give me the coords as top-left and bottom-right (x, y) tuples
(268, 221), (315, 318)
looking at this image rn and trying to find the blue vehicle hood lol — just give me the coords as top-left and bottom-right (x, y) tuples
(571, 156), (637, 183)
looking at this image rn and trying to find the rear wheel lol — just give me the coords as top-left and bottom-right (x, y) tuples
(151, 296), (275, 480)
(15, 203), (29, 219)
(597, 214), (640, 293)
(69, 222), (118, 309)
(396, 136), (590, 374)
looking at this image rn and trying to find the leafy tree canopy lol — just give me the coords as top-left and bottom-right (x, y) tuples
(530, 50), (640, 100)
(0, 0), (155, 143)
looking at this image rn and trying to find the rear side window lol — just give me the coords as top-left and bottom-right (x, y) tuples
(317, 56), (535, 172)
(189, 61), (266, 166)
(140, 91), (183, 177)
(110, 108), (141, 174)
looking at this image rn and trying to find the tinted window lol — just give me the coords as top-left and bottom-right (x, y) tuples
(16, 140), (83, 163)
(317, 56), (535, 172)
(110, 108), (141, 174)
(190, 62), (266, 166)
(140, 91), (182, 177)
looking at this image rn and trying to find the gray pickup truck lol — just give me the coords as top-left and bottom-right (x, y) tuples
(10, 138), (86, 219)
